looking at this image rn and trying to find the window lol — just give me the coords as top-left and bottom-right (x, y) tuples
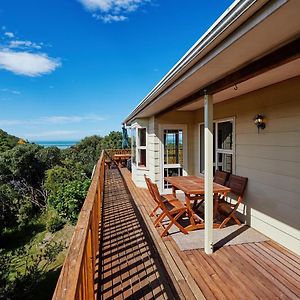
(137, 127), (147, 168)
(200, 119), (234, 174)
(163, 129), (184, 189)
(131, 126), (147, 168)
(131, 128), (136, 165)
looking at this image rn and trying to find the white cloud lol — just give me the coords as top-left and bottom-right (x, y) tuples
(78, 0), (150, 23)
(0, 88), (21, 95)
(26, 130), (78, 138)
(0, 50), (61, 77)
(0, 114), (106, 126)
(9, 40), (42, 50)
(94, 13), (128, 23)
(4, 31), (14, 38)
(40, 115), (106, 124)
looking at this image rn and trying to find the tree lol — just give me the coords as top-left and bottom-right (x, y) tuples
(36, 146), (62, 171)
(62, 135), (103, 177)
(100, 131), (122, 149)
(0, 129), (19, 152)
(48, 179), (91, 224)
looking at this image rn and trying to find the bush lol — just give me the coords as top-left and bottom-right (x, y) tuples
(48, 179), (91, 225)
(46, 212), (65, 233)
(17, 197), (34, 229)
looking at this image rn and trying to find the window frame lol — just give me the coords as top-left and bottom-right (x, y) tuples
(131, 123), (148, 170)
(198, 117), (235, 175)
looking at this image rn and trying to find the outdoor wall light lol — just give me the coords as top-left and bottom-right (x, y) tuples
(253, 114), (266, 132)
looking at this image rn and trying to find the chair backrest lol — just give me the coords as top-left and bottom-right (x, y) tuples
(226, 174), (248, 201)
(214, 170), (230, 186)
(144, 175), (159, 204)
(148, 179), (172, 215)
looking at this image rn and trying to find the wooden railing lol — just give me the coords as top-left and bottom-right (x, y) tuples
(52, 150), (106, 300)
(105, 148), (131, 158)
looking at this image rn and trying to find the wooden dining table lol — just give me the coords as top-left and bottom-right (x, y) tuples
(164, 175), (231, 231)
(113, 154), (131, 167)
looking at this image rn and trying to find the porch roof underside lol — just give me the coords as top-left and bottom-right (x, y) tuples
(124, 0), (300, 124)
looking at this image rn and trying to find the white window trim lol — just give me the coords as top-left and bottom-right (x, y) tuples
(159, 124), (188, 193)
(131, 123), (148, 170)
(198, 117), (236, 174)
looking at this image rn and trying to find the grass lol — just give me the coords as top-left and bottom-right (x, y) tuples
(0, 213), (75, 299)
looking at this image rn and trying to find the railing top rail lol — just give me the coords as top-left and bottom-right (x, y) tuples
(52, 150), (105, 300)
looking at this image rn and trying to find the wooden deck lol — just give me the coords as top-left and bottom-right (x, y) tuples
(112, 168), (300, 300)
(98, 168), (179, 299)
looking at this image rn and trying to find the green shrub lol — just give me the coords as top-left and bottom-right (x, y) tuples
(48, 179), (91, 225)
(46, 213), (65, 233)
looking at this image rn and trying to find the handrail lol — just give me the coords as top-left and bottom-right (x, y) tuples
(52, 150), (106, 300)
(105, 148), (131, 158)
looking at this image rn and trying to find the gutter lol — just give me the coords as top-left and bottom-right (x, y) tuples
(123, 0), (264, 125)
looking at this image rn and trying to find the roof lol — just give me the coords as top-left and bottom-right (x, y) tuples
(124, 0), (300, 124)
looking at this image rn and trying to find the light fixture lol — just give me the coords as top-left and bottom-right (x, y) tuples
(253, 114), (266, 132)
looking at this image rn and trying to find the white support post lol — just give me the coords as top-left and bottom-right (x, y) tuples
(204, 92), (214, 254)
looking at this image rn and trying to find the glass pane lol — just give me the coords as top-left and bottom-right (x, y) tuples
(164, 167), (183, 189)
(164, 129), (183, 165)
(138, 128), (146, 147)
(138, 149), (146, 167)
(200, 124), (216, 173)
(217, 121), (233, 150)
(217, 153), (232, 173)
(131, 128), (136, 165)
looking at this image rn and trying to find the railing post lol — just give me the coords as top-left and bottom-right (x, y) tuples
(86, 229), (95, 299)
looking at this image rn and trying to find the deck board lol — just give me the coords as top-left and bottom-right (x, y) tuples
(98, 168), (177, 300)
(119, 168), (300, 300)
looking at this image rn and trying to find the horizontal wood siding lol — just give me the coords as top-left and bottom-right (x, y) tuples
(194, 76), (300, 254)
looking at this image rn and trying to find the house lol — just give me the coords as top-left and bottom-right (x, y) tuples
(123, 0), (300, 255)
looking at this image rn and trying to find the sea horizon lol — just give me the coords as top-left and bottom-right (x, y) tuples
(32, 140), (79, 149)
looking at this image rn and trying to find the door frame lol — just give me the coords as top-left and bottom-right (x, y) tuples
(159, 124), (188, 193)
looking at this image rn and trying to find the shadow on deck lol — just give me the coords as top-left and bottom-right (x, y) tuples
(97, 168), (179, 300)
(97, 167), (300, 300)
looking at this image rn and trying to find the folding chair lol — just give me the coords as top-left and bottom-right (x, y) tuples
(218, 174), (248, 228)
(144, 174), (176, 217)
(145, 175), (188, 237)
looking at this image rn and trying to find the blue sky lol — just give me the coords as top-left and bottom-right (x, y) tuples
(0, 0), (233, 141)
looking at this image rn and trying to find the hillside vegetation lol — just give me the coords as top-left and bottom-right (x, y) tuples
(0, 130), (123, 299)
(0, 129), (20, 152)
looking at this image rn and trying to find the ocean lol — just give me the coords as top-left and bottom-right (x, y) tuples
(33, 141), (79, 149)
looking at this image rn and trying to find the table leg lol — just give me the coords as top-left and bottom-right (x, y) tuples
(172, 186), (177, 198)
(185, 194), (205, 231)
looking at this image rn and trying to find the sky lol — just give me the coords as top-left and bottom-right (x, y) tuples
(0, 0), (234, 141)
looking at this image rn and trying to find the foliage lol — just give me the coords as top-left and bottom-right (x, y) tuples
(36, 146), (62, 171)
(0, 241), (64, 300)
(0, 129), (20, 153)
(101, 131), (122, 149)
(0, 129), (122, 297)
(46, 210), (65, 233)
(62, 132), (122, 176)
(0, 184), (20, 232)
(44, 166), (74, 196)
(48, 179), (91, 225)
(62, 135), (102, 177)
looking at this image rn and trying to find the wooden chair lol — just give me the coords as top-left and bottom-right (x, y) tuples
(144, 175), (188, 237)
(214, 170), (230, 185)
(194, 170), (230, 210)
(218, 174), (248, 228)
(144, 175), (177, 217)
